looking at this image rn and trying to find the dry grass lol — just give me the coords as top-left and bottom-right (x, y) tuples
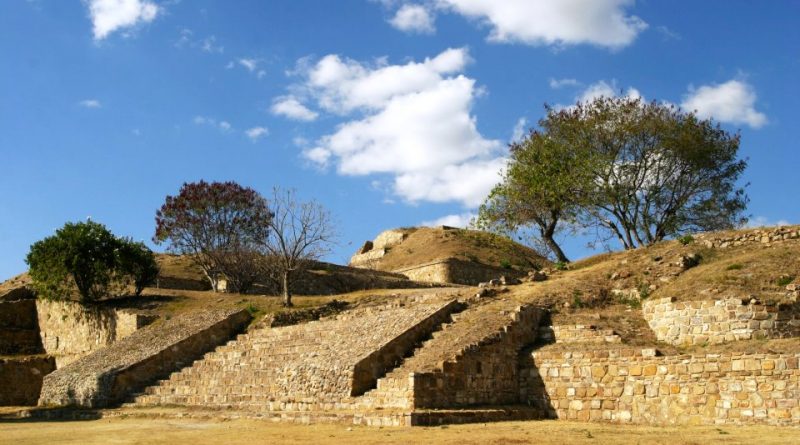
(365, 226), (549, 271)
(0, 417), (797, 445)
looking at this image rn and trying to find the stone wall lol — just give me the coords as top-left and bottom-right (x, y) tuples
(0, 300), (42, 354)
(642, 297), (800, 346)
(36, 299), (155, 367)
(521, 349), (800, 426)
(538, 324), (622, 344)
(349, 229), (407, 268)
(696, 225), (800, 249)
(38, 308), (251, 408)
(0, 356), (56, 405)
(394, 258), (525, 286)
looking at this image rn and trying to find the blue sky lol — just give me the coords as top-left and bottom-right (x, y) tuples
(1, 0), (798, 280)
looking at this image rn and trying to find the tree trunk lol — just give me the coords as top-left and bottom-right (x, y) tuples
(543, 235), (570, 264)
(282, 269), (293, 307)
(541, 216), (570, 263)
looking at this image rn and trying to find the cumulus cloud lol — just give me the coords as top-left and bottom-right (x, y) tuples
(79, 99), (102, 108)
(436, 0), (647, 49)
(422, 212), (476, 228)
(576, 79), (641, 103)
(85, 0), (160, 40)
(281, 48), (502, 206)
(245, 126), (269, 142)
(389, 4), (436, 34)
(271, 96), (319, 121)
(681, 79), (767, 129)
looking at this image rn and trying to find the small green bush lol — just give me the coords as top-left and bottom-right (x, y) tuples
(777, 275), (795, 287)
(555, 261), (568, 271)
(726, 263), (744, 271)
(500, 259), (513, 269)
(678, 234), (695, 245)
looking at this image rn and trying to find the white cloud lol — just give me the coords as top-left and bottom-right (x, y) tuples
(85, 0), (160, 40)
(681, 79), (767, 129)
(422, 212), (476, 228)
(436, 0), (647, 49)
(79, 99), (102, 108)
(238, 58), (258, 72)
(549, 78), (581, 89)
(511, 117), (527, 142)
(245, 126), (269, 142)
(574, 79), (641, 104)
(271, 96), (319, 121)
(193, 116), (232, 132)
(200, 36), (224, 53)
(285, 48), (501, 206)
(745, 216), (790, 229)
(389, 4), (436, 34)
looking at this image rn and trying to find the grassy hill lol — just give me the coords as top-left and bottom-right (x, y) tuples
(353, 226), (550, 272)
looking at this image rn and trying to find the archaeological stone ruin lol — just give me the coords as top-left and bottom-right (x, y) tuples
(0, 225), (798, 427)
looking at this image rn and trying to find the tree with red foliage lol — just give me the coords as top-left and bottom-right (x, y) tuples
(153, 180), (272, 293)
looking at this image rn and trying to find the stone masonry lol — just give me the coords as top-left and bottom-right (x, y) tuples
(36, 299), (156, 367)
(0, 356), (56, 405)
(643, 297), (800, 346)
(522, 348), (800, 426)
(359, 299), (544, 410)
(39, 308), (250, 408)
(133, 296), (459, 412)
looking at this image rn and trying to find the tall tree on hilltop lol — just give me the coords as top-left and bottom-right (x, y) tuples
(477, 96), (749, 258)
(475, 124), (595, 263)
(153, 180), (272, 293)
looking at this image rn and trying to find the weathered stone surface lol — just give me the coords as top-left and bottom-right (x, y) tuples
(359, 300), (544, 410)
(0, 356), (55, 405)
(538, 324), (622, 345)
(642, 297), (800, 346)
(38, 308), (250, 408)
(395, 258), (527, 286)
(134, 295), (459, 411)
(0, 299), (42, 355)
(36, 299), (156, 367)
(522, 349), (800, 426)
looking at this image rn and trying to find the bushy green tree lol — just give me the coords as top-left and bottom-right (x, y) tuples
(478, 96), (749, 259)
(26, 221), (159, 302)
(116, 238), (160, 296)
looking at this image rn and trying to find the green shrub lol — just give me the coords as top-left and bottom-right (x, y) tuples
(777, 275), (795, 287)
(678, 234), (695, 245)
(26, 220), (158, 302)
(500, 259), (513, 269)
(726, 263), (744, 271)
(555, 261), (568, 271)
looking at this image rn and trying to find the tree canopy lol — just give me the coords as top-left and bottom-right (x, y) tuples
(26, 220), (159, 302)
(477, 96), (749, 260)
(153, 180), (272, 293)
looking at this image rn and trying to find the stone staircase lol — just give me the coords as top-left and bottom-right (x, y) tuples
(130, 296), (459, 413)
(358, 299), (545, 410)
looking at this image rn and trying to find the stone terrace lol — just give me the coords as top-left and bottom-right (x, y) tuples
(39, 308), (250, 408)
(132, 296), (460, 413)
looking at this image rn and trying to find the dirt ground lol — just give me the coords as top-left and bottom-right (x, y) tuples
(1, 418), (798, 445)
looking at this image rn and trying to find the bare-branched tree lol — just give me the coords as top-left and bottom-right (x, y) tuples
(261, 187), (337, 306)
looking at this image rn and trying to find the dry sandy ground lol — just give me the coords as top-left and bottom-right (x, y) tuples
(1, 418), (798, 445)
